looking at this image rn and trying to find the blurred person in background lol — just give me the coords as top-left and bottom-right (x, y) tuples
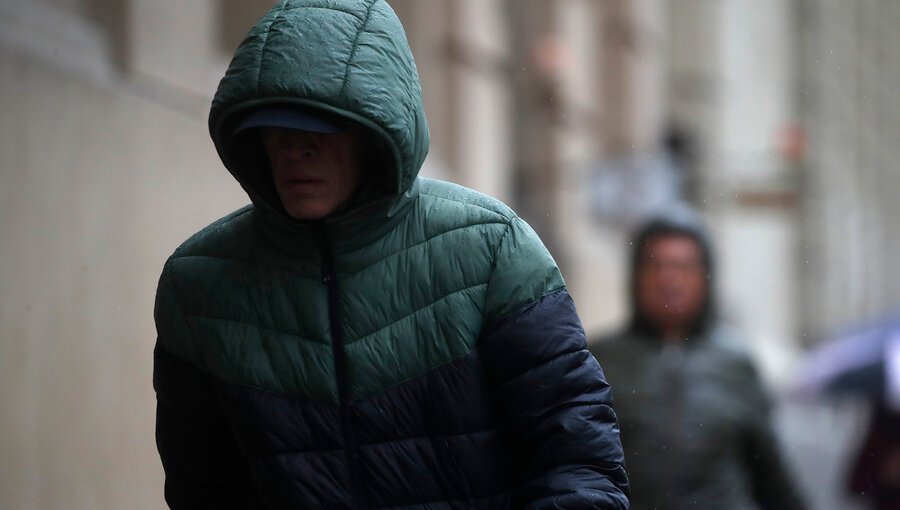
(589, 206), (806, 510)
(152, 0), (629, 508)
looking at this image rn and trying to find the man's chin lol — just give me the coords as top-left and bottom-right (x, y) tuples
(285, 205), (331, 220)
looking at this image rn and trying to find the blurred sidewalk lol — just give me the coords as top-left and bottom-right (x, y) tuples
(777, 397), (870, 510)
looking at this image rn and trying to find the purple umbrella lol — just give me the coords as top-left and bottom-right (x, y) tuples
(792, 314), (900, 410)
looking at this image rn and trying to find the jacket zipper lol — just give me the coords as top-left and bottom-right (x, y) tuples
(319, 233), (365, 509)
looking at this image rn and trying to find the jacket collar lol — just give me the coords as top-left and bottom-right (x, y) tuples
(252, 178), (420, 257)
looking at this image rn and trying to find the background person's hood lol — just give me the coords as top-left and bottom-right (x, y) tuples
(207, 0), (430, 236)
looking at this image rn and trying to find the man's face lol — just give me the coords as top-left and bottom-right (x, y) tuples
(635, 234), (707, 335)
(261, 127), (363, 220)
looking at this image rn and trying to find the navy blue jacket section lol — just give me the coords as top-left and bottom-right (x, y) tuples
(154, 288), (628, 509)
(481, 289), (629, 510)
(154, 346), (266, 509)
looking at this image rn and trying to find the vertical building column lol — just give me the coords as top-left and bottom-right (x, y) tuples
(666, 0), (720, 198)
(390, 0), (455, 182)
(628, 0), (668, 152)
(447, 0), (513, 202)
(562, 0), (670, 332)
(599, 0), (667, 153)
(506, 0), (560, 257)
(710, 0), (801, 382)
(799, 1), (900, 339)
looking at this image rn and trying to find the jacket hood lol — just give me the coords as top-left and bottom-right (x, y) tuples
(627, 204), (717, 339)
(208, 0), (430, 247)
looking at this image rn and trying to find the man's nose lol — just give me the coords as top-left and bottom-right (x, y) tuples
(283, 132), (318, 158)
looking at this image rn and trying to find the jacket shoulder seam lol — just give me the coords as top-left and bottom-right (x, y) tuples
(488, 221), (514, 279)
(486, 285), (568, 329)
(170, 207), (255, 258)
(419, 191), (515, 221)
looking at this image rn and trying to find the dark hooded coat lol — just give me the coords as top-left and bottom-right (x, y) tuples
(589, 209), (806, 510)
(153, 1), (628, 508)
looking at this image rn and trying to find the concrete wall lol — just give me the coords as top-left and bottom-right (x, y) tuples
(561, 0), (669, 335)
(798, 0), (900, 339)
(0, 6), (246, 508)
(710, 0), (802, 383)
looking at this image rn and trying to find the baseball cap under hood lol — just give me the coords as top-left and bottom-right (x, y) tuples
(208, 0), (430, 217)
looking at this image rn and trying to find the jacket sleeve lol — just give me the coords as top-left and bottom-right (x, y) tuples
(153, 261), (256, 509)
(480, 219), (630, 510)
(740, 361), (808, 510)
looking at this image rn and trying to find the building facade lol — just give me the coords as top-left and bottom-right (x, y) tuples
(3, 1), (895, 508)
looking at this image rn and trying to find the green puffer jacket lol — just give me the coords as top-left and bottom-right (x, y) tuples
(153, 1), (628, 509)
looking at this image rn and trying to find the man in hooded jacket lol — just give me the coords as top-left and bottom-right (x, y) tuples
(589, 207), (805, 510)
(152, 1), (629, 509)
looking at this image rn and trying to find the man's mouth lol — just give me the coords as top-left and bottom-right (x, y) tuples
(282, 177), (326, 193)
